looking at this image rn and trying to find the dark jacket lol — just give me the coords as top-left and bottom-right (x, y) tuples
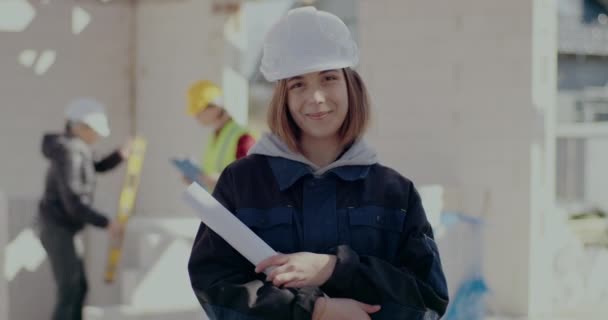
(39, 133), (123, 233)
(188, 134), (448, 320)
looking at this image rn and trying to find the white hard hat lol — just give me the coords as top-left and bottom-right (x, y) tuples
(65, 98), (110, 137)
(260, 6), (359, 82)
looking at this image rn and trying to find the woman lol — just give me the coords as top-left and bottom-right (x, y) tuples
(188, 7), (448, 320)
(185, 80), (256, 190)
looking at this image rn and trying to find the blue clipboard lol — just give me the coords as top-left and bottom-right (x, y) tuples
(170, 157), (204, 186)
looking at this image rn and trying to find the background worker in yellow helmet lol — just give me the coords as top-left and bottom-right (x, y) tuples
(185, 80), (256, 189)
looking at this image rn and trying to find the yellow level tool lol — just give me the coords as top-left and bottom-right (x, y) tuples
(104, 136), (147, 283)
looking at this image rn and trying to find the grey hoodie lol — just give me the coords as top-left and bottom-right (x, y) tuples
(247, 133), (378, 176)
(39, 133), (122, 232)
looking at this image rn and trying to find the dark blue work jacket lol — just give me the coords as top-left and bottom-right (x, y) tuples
(188, 154), (448, 320)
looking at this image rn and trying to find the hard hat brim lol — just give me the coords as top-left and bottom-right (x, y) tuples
(82, 114), (111, 138)
(262, 60), (356, 82)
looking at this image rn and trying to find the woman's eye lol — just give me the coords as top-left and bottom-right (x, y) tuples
(289, 82), (303, 90)
(325, 75), (338, 81)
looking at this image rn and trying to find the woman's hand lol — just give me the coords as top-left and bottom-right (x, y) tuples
(255, 252), (337, 288)
(313, 297), (381, 320)
(200, 174), (218, 189)
(119, 138), (134, 159)
(107, 221), (124, 239)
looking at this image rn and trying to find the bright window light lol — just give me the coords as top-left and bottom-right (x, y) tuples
(4, 228), (46, 282)
(0, 0), (36, 32)
(34, 50), (56, 75)
(72, 6), (91, 35)
(18, 50), (37, 68)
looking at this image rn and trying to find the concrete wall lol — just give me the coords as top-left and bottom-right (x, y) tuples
(0, 0), (134, 311)
(358, 0), (555, 315)
(0, 192), (8, 320)
(134, 0), (226, 218)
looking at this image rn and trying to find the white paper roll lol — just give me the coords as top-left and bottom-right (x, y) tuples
(183, 183), (277, 273)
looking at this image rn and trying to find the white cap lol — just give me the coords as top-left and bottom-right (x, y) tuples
(260, 6), (359, 82)
(65, 98), (110, 137)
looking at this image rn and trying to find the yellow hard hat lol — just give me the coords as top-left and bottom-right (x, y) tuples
(187, 80), (223, 116)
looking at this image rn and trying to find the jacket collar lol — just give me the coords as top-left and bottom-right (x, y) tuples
(267, 156), (372, 191)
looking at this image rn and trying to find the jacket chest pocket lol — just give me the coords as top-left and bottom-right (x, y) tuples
(236, 207), (297, 254)
(347, 206), (406, 260)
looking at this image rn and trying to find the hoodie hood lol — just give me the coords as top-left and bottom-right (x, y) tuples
(41, 133), (89, 160)
(42, 133), (64, 160)
(248, 133), (378, 176)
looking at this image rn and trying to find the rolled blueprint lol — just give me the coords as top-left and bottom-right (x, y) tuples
(183, 182), (277, 274)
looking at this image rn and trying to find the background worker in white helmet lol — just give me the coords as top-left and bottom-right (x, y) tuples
(184, 80), (256, 189)
(188, 6), (448, 320)
(37, 98), (132, 320)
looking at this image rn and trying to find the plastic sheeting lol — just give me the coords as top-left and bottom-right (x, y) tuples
(437, 212), (488, 320)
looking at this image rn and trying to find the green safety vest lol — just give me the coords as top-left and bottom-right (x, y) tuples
(201, 119), (249, 175)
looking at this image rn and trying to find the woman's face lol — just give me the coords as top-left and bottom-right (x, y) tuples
(286, 69), (348, 142)
(73, 123), (100, 145)
(196, 104), (224, 128)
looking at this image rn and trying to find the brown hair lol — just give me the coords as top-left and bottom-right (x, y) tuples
(267, 68), (371, 152)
